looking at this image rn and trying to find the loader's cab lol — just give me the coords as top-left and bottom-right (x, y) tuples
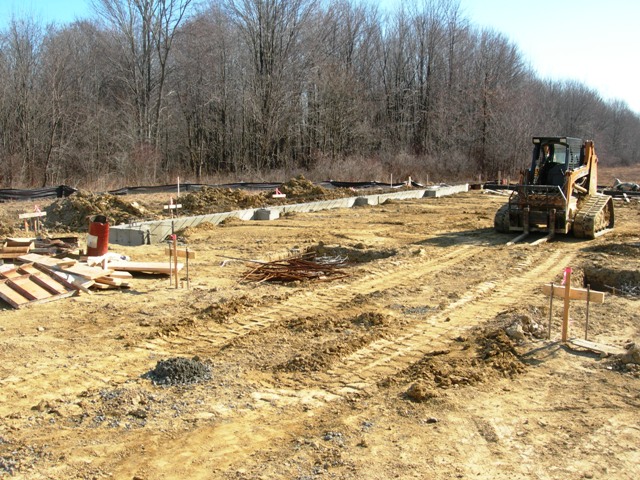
(528, 137), (583, 187)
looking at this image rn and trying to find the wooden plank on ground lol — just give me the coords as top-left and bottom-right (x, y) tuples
(62, 264), (113, 280)
(0, 252), (29, 259)
(18, 253), (77, 268)
(50, 270), (94, 294)
(95, 276), (124, 287)
(17, 266), (68, 295)
(0, 280), (29, 308)
(2, 245), (32, 254)
(108, 271), (133, 280)
(108, 261), (183, 274)
(542, 284), (605, 303)
(568, 338), (626, 356)
(9, 276), (52, 300)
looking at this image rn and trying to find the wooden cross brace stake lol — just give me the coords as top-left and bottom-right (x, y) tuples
(166, 244), (196, 289)
(19, 211), (46, 234)
(542, 268), (605, 343)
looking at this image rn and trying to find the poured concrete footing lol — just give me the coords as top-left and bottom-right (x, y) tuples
(424, 184), (469, 197)
(109, 184), (469, 246)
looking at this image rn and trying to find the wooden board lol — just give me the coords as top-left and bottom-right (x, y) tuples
(18, 211), (47, 219)
(0, 280), (31, 308)
(165, 248), (196, 259)
(542, 284), (605, 303)
(108, 271), (133, 280)
(108, 261), (183, 274)
(62, 264), (113, 280)
(10, 265), (68, 295)
(0, 243), (32, 259)
(18, 253), (77, 269)
(2, 245), (32, 254)
(568, 338), (626, 356)
(95, 276), (130, 288)
(4, 239), (34, 248)
(1, 252), (30, 259)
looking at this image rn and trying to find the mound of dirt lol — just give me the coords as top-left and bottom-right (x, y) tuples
(278, 175), (330, 200)
(405, 382), (441, 402)
(178, 221), (216, 238)
(0, 214), (14, 236)
(44, 191), (150, 231)
(619, 343), (640, 365)
(144, 357), (212, 386)
(308, 242), (397, 263)
(277, 312), (391, 372)
(195, 295), (259, 323)
(180, 187), (267, 215)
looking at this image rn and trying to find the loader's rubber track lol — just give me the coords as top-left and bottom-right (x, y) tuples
(494, 203), (511, 233)
(573, 194), (615, 239)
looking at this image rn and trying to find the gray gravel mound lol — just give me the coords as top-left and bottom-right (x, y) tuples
(144, 357), (211, 386)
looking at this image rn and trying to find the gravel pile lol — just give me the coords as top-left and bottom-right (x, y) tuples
(144, 357), (212, 386)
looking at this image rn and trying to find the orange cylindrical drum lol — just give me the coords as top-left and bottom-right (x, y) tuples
(87, 215), (109, 256)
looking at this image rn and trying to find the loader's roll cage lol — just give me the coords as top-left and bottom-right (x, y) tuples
(528, 137), (584, 187)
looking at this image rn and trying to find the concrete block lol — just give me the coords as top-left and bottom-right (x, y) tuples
(109, 226), (150, 246)
(424, 184), (469, 197)
(254, 208), (280, 220)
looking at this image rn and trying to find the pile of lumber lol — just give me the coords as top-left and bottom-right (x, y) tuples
(0, 236), (79, 260)
(18, 253), (131, 291)
(243, 254), (349, 283)
(0, 239), (33, 259)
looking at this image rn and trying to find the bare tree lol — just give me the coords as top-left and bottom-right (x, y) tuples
(92, 0), (193, 181)
(225, 0), (318, 171)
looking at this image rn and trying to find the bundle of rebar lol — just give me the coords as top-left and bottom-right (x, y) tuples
(243, 254), (349, 283)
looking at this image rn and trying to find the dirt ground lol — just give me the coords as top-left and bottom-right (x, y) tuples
(1, 184), (639, 479)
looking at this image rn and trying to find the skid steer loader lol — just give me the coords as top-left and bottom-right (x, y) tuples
(494, 136), (614, 241)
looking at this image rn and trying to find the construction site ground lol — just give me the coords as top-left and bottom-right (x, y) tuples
(1, 187), (639, 479)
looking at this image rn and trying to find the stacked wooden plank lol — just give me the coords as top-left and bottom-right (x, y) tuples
(17, 253), (131, 292)
(0, 239), (34, 260)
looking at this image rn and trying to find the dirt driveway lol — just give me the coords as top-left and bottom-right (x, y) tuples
(1, 190), (639, 479)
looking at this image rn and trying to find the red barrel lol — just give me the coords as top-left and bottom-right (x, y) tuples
(87, 215), (109, 256)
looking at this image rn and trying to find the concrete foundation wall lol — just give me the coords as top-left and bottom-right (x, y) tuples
(109, 185), (468, 246)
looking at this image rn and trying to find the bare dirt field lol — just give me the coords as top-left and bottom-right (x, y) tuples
(1, 184), (639, 479)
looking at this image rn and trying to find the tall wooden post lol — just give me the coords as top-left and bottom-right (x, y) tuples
(561, 267), (572, 342)
(173, 235), (179, 289)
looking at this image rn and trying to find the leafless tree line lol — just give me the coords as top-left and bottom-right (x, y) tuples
(1, 0), (639, 188)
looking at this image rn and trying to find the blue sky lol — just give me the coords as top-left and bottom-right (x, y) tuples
(1, 0), (639, 113)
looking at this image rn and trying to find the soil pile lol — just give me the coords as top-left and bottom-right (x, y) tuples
(44, 191), (150, 231)
(144, 357), (212, 386)
(278, 175), (330, 200)
(0, 212), (14, 236)
(277, 175), (353, 202)
(180, 187), (267, 215)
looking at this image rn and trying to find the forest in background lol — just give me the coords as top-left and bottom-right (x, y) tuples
(1, 0), (639, 189)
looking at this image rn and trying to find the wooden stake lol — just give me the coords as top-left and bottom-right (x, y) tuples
(168, 240), (173, 286)
(186, 246), (190, 289)
(548, 281), (554, 340)
(173, 235), (179, 289)
(561, 267), (572, 343)
(585, 284), (591, 340)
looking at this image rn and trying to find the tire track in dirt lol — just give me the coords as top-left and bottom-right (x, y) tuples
(320, 247), (574, 394)
(108, 245), (577, 479)
(137, 240), (486, 354)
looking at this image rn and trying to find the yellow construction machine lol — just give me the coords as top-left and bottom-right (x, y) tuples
(494, 136), (614, 242)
